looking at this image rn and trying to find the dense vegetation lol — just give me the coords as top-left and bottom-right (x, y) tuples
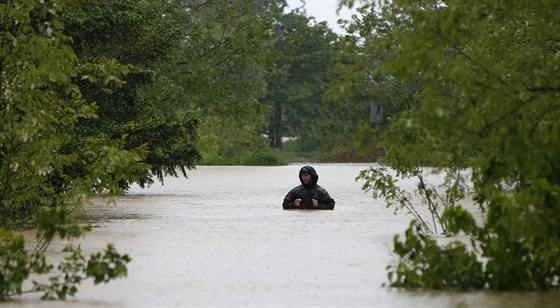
(0, 0), (139, 299)
(2, 0), (558, 301)
(347, 0), (560, 290)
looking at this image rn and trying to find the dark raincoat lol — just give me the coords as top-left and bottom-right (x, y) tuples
(282, 166), (335, 210)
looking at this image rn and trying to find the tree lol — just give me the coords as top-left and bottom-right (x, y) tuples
(324, 30), (420, 160)
(1, 0), (140, 300)
(350, 0), (560, 290)
(265, 9), (338, 152)
(167, 0), (281, 164)
(62, 0), (201, 185)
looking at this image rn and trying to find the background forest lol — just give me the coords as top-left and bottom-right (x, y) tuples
(1, 0), (559, 301)
(54, 0), (382, 169)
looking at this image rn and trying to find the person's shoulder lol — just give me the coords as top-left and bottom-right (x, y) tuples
(315, 185), (330, 193)
(289, 185), (304, 192)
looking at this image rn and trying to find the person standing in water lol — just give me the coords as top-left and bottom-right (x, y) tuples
(282, 165), (335, 210)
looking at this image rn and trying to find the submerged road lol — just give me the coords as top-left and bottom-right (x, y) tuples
(10, 164), (560, 307)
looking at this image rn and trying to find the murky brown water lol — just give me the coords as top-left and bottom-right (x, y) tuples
(8, 164), (560, 307)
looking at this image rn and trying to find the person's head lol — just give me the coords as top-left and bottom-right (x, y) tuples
(299, 165), (318, 188)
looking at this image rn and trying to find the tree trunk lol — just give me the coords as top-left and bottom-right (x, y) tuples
(269, 100), (282, 149)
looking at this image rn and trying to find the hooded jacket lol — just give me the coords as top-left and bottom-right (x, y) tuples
(282, 166), (335, 210)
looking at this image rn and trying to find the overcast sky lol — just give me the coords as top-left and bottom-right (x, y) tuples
(286, 0), (356, 34)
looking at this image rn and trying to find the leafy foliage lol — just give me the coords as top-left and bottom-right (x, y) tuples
(1, 232), (130, 300)
(61, 0), (202, 185)
(351, 0), (560, 290)
(321, 3), (421, 160)
(387, 221), (484, 289)
(1, 0), (135, 300)
(357, 167), (470, 234)
(264, 9), (338, 152)
(151, 0), (280, 164)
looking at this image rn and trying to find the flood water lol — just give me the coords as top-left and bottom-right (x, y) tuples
(9, 164), (560, 307)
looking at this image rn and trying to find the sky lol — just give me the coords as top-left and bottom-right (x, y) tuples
(286, 0), (357, 34)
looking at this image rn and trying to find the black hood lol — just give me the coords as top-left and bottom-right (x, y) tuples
(299, 165), (318, 188)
